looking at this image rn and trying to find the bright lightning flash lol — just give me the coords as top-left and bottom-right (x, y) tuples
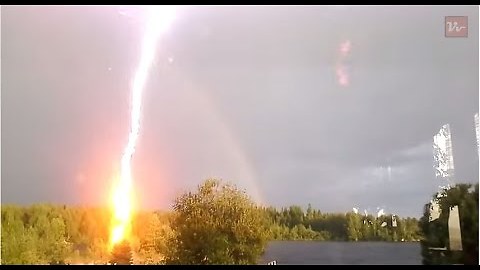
(109, 6), (177, 250)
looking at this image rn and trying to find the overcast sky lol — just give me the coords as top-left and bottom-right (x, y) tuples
(2, 6), (478, 217)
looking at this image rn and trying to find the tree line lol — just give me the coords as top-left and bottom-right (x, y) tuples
(2, 179), (476, 264)
(261, 205), (421, 242)
(1, 203), (174, 264)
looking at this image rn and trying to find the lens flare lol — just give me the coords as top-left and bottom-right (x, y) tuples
(336, 39), (351, 87)
(109, 6), (177, 250)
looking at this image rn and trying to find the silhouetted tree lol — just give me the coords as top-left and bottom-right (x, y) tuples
(110, 240), (133, 265)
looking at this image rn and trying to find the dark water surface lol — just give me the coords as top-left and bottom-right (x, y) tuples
(260, 241), (422, 265)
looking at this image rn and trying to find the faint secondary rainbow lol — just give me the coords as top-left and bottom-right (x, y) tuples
(176, 75), (265, 205)
(109, 6), (177, 249)
(192, 87), (265, 205)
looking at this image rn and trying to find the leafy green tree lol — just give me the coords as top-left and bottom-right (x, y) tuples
(306, 204), (314, 221)
(346, 212), (362, 241)
(288, 206), (304, 227)
(166, 179), (269, 265)
(29, 209), (70, 264)
(132, 211), (174, 264)
(1, 206), (41, 264)
(45, 217), (71, 264)
(420, 183), (478, 265)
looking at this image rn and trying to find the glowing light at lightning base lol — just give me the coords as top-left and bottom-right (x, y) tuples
(109, 6), (177, 250)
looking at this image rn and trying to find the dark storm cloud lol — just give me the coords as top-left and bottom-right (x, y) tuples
(2, 6), (478, 217)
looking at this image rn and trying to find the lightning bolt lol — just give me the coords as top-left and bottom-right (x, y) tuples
(110, 6), (177, 249)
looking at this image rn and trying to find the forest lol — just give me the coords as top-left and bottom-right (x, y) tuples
(1, 179), (422, 265)
(262, 205), (420, 242)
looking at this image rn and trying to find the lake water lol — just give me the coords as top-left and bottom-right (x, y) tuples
(259, 241), (422, 265)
